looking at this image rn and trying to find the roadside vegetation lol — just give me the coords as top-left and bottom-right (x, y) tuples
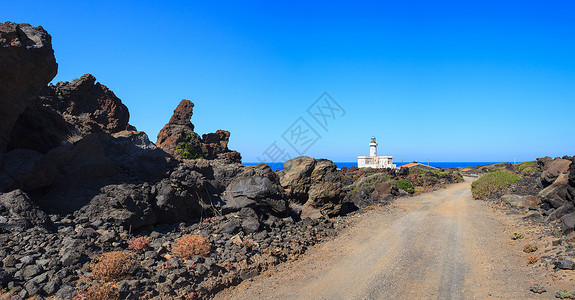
(471, 171), (521, 199)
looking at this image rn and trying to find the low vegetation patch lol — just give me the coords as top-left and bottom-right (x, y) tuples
(174, 133), (200, 159)
(530, 283), (546, 294)
(90, 251), (135, 281)
(394, 179), (415, 194)
(555, 290), (575, 299)
(127, 236), (153, 252)
(526, 256), (539, 264)
(75, 282), (120, 300)
(517, 161), (538, 177)
(471, 171), (521, 199)
(172, 233), (211, 259)
(510, 232), (524, 240)
(523, 243), (538, 253)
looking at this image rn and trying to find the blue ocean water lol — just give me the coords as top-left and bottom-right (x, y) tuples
(243, 161), (507, 171)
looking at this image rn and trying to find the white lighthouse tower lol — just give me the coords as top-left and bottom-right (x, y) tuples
(358, 136), (396, 169)
(369, 136), (377, 156)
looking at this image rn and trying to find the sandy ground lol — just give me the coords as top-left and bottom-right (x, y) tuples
(214, 178), (574, 299)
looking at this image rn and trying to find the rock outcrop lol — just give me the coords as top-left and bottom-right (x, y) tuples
(280, 157), (345, 217)
(0, 22), (58, 154)
(157, 100), (241, 162)
(0, 189), (50, 232)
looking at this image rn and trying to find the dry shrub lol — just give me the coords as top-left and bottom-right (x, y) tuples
(0, 289), (17, 300)
(90, 251), (135, 281)
(75, 282), (119, 300)
(172, 233), (211, 259)
(526, 256), (539, 264)
(127, 236), (152, 252)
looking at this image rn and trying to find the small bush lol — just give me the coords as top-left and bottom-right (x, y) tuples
(530, 283), (546, 294)
(395, 179), (415, 194)
(510, 232), (524, 240)
(556, 290), (574, 299)
(471, 171), (521, 199)
(90, 251), (135, 281)
(75, 283), (120, 300)
(526, 256), (539, 264)
(0, 289), (17, 300)
(172, 234), (211, 259)
(523, 244), (538, 253)
(127, 236), (152, 252)
(518, 161), (538, 177)
(174, 133), (200, 159)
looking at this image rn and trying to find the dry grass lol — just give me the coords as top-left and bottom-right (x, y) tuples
(526, 256), (539, 264)
(127, 236), (152, 252)
(90, 251), (135, 281)
(75, 282), (120, 300)
(0, 289), (18, 300)
(172, 233), (211, 259)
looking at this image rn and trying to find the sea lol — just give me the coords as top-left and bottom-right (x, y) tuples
(243, 161), (507, 172)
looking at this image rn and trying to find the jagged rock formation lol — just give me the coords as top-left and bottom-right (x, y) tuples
(157, 100), (241, 162)
(0, 22), (58, 154)
(8, 74), (134, 154)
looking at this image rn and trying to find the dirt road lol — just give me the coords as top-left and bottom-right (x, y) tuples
(215, 178), (563, 299)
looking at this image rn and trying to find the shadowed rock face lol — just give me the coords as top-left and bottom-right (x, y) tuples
(7, 74), (133, 154)
(0, 22), (58, 154)
(157, 99), (242, 162)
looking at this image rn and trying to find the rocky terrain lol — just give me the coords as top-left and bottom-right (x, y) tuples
(0, 22), (464, 299)
(466, 156), (575, 295)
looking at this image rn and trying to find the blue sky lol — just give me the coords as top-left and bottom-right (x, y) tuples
(3, 1), (574, 162)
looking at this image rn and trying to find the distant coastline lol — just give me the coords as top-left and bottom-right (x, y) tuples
(244, 161), (514, 171)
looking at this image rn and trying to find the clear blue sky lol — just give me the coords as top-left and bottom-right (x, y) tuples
(3, 1), (574, 162)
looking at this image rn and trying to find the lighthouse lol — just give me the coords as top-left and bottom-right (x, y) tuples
(369, 136), (377, 156)
(358, 136), (396, 169)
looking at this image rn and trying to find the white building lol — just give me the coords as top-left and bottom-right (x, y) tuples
(357, 136), (396, 169)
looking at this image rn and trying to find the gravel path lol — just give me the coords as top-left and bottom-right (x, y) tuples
(215, 178), (550, 299)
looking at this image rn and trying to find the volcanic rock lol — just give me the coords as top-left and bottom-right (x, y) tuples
(500, 194), (541, 209)
(157, 100), (241, 162)
(281, 157), (345, 216)
(0, 22), (58, 154)
(539, 173), (570, 209)
(541, 158), (572, 187)
(0, 189), (50, 232)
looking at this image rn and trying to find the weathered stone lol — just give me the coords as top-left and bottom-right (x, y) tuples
(541, 158), (572, 186)
(501, 194), (541, 209)
(553, 260), (575, 270)
(539, 173), (570, 209)
(0, 189), (50, 232)
(0, 22), (58, 154)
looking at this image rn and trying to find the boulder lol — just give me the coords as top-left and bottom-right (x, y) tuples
(280, 157), (345, 216)
(539, 173), (570, 209)
(153, 176), (203, 225)
(0, 22), (58, 154)
(222, 175), (287, 215)
(500, 194), (541, 209)
(561, 212), (575, 234)
(0, 189), (50, 232)
(280, 156), (316, 203)
(74, 183), (156, 229)
(541, 158), (572, 187)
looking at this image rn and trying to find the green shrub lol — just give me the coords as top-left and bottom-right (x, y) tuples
(471, 171), (521, 199)
(517, 161), (538, 177)
(174, 133), (200, 159)
(395, 179), (415, 194)
(555, 290), (574, 299)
